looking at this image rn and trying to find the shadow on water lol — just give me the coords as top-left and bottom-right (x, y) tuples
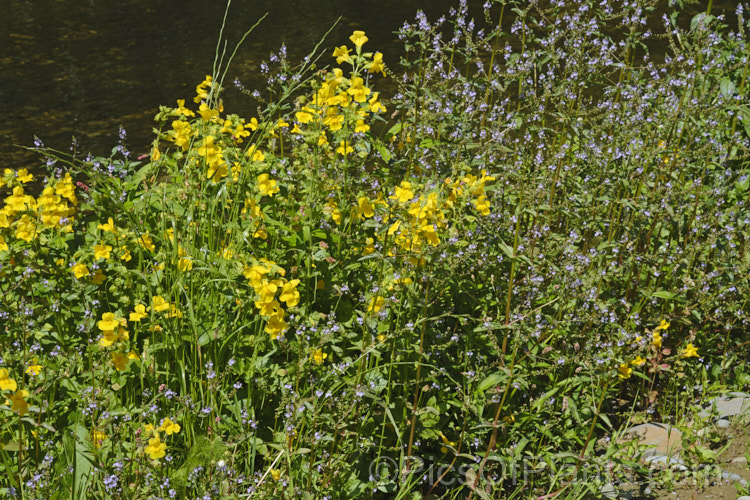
(0, 0), (470, 171)
(0, 0), (742, 172)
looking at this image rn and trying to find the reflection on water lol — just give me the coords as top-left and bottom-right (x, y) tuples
(0, 0), (468, 170)
(0, 0), (741, 171)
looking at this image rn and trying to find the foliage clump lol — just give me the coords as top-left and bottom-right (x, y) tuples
(1, 1), (749, 498)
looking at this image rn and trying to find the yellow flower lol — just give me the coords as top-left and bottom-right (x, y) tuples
(346, 77), (370, 103)
(16, 168), (34, 184)
(171, 120), (192, 151)
(279, 279), (301, 307)
(295, 106), (315, 124)
(631, 356), (646, 366)
(0, 235), (7, 252)
(97, 312), (121, 331)
(151, 296), (170, 313)
(336, 140), (354, 156)
(367, 52), (386, 76)
(363, 237), (376, 256)
(138, 234), (156, 252)
(94, 241), (112, 260)
(177, 256), (193, 272)
(243, 264), (270, 288)
(349, 30), (368, 47)
(357, 196), (375, 218)
(617, 363), (632, 379)
(168, 304), (182, 318)
(144, 435), (167, 460)
(368, 92), (386, 113)
(472, 195), (491, 216)
(246, 144), (265, 162)
(655, 319), (670, 332)
(324, 110), (344, 131)
(270, 469), (282, 481)
(367, 296), (384, 313)
(312, 349), (327, 365)
(120, 246), (132, 262)
(92, 270), (106, 285)
(25, 359), (42, 376)
(392, 182), (414, 203)
(439, 431), (459, 454)
(193, 75), (213, 103)
(8, 390), (30, 415)
(99, 329), (119, 348)
(651, 331), (662, 349)
(0, 368), (18, 391)
(257, 280), (279, 300)
(419, 224), (440, 246)
(330, 206), (342, 225)
(175, 99), (195, 117)
(159, 417), (181, 435)
(332, 45), (351, 64)
(129, 304), (148, 322)
(257, 174), (280, 197)
(265, 313), (288, 340)
(111, 351), (129, 371)
(197, 102), (219, 121)
(15, 214), (37, 242)
(354, 119), (370, 134)
(681, 343), (699, 358)
(91, 428), (107, 449)
(388, 220), (401, 236)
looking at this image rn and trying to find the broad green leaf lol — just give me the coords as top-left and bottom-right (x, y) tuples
(477, 373), (504, 393)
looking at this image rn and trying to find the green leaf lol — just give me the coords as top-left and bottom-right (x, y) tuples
(738, 106), (750, 139)
(71, 423), (96, 500)
(567, 398), (581, 425)
(597, 412), (613, 431)
(533, 386), (560, 410)
(2, 441), (20, 452)
(510, 436), (530, 458)
(720, 78), (735, 99)
(498, 241), (515, 259)
(386, 122), (403, 137)
(651, 290), (676, 300)
(477, 372), (504, 393)
(375, 143), (392, 163)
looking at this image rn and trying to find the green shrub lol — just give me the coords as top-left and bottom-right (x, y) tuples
(1, 1), (748, 498)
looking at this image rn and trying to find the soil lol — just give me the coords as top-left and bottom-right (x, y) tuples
(653, 420), (750, 500)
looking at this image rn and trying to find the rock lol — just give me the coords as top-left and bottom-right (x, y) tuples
(644, 454), (668, 466)
(717, 418), (731, 428)
(600, 482), (617, 499)
(697, 392), (750, 421)
(621, 423), (683, 458)
(736, 496), (750, 500)
(731, 456), (748, 464)
(644, 453), (687, 471)
(720, 470), (747, 486)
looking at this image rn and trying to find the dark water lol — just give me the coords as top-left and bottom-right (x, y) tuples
(0, 0), (742, 172)
(0, 0), (470, 171)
